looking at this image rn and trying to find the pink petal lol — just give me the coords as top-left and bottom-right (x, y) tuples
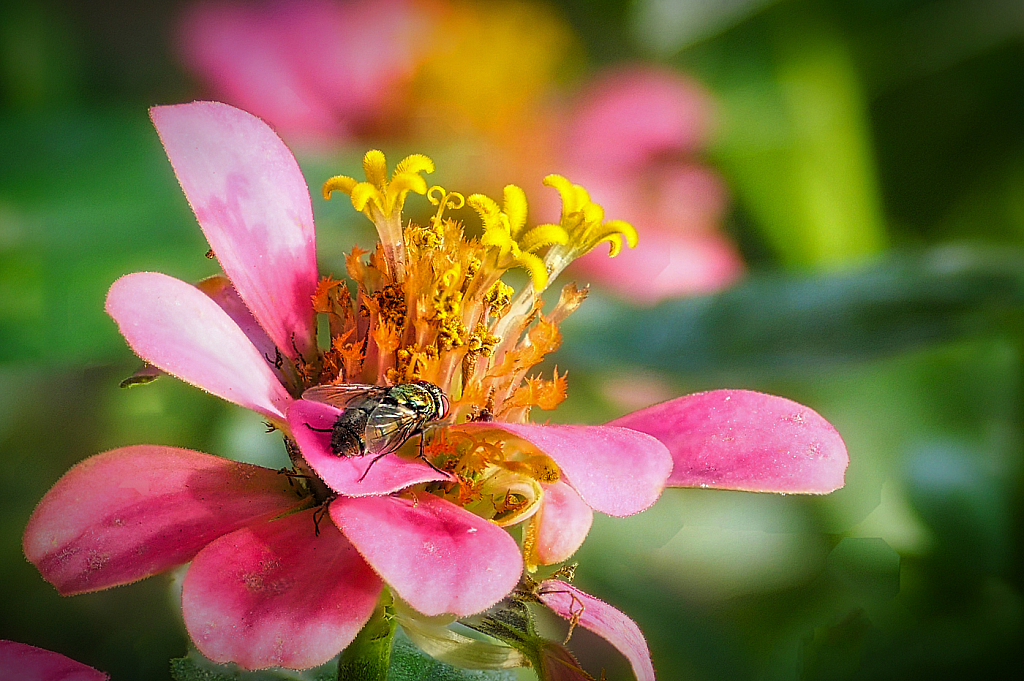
(23, 446), (301, 596)
(329, 492), (522, 616)
(176, 1), (428, 142)
(458, 423), (672, 517)
(610, 389), (849, 494)
(530, 481), (593, 566)
(106, 272), (293, 422)
(538, 580), (655, 681)
(537, 642), (595, 681)
(0, 641), (108, 681)
(567, 165), (741, 303)
(281, 0), (428, 125)
(287, 399), (451, 496)
(150, 101), (319, 360)
(182, 509), (382, 670)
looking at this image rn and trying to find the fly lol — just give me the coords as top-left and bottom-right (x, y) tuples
(301, 380), (448, 480)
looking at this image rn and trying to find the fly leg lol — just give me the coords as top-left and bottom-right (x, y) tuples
(356, 452), (389, 482)
(416, 429), (449, 477)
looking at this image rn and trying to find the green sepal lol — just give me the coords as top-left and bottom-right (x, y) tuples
(469, 599), (548, 674)
(387, 628), (519, 681)
(337, 603), (397, 681)
(469, 598), (594, 681)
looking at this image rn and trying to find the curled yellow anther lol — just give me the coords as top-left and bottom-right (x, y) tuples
(468, 185), (568, 290)
(541, 174), (638, 259)
(322, 150), (435, 280)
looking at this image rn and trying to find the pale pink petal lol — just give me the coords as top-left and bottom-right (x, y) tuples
(458, 423), (672, 517)
(106, 272), (294, 422)
(538, 580), (655, 681)
(182, 509), (382, 670)
(23, 446), (301, 596)
(647, 164), (729, 227)
(196, 274), (277, 364)
(287, 399), (451, 496)
(568, 164), (741, 303)
(564, 65), (716, 172)
(150, 101), (319, 359)
(610, 389), (849, 494)
(176, 1), (427, 142)
(0, 641), (108, 681)
(530, 481), (593, 566)
(329, 492), (522, 616)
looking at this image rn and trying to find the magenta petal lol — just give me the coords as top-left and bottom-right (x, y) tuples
(0, 641), (108, 681)
(150, 101), (318, 359)
(183, 509), (382, 670)
(106, 272), (293, 421)
(287, 400), (451, 496)
(610, 389), (849, 493)
(329, 493), (522, 616)
(458, 423), (672, 517)
(531, 481), (593, 566)
(23, 446), (300, 596)
(538, 580), (655, 681)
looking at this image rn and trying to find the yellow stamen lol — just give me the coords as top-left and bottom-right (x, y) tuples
(468, 186), (568, 290)
(323, 150), (435, 280)
(538, 173), (638, 281)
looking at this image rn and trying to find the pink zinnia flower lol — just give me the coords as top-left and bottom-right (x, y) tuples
(0, 640), (108, 681)
(24, 102), (847, 679)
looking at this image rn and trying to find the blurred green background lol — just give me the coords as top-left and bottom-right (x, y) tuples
(3, 0), (1024, 679)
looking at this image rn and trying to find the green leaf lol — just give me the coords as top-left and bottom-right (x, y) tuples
(560, 247), (1024, 375)
(169, 649), (335, 681)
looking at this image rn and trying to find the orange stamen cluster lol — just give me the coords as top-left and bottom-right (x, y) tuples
(312, 151), (635, 530)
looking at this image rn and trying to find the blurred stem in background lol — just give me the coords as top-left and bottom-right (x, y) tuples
(709, 1), (888, 267)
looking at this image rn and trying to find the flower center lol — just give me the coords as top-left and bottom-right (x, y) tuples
(311, 150), (635, 524)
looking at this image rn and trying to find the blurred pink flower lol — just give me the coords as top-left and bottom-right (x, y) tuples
(560, 66), (745, 304)
(177, 0), (431, 142)
(23, 101), (847, 675)
(0, 640), (107, 681)
(176, 2), (740, 303)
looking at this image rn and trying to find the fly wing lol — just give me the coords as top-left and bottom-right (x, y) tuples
(301, 383), (383, 410)
(364, 402), (423, 455)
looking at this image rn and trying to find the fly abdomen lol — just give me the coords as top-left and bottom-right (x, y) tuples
(330, 406), (370, 457)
